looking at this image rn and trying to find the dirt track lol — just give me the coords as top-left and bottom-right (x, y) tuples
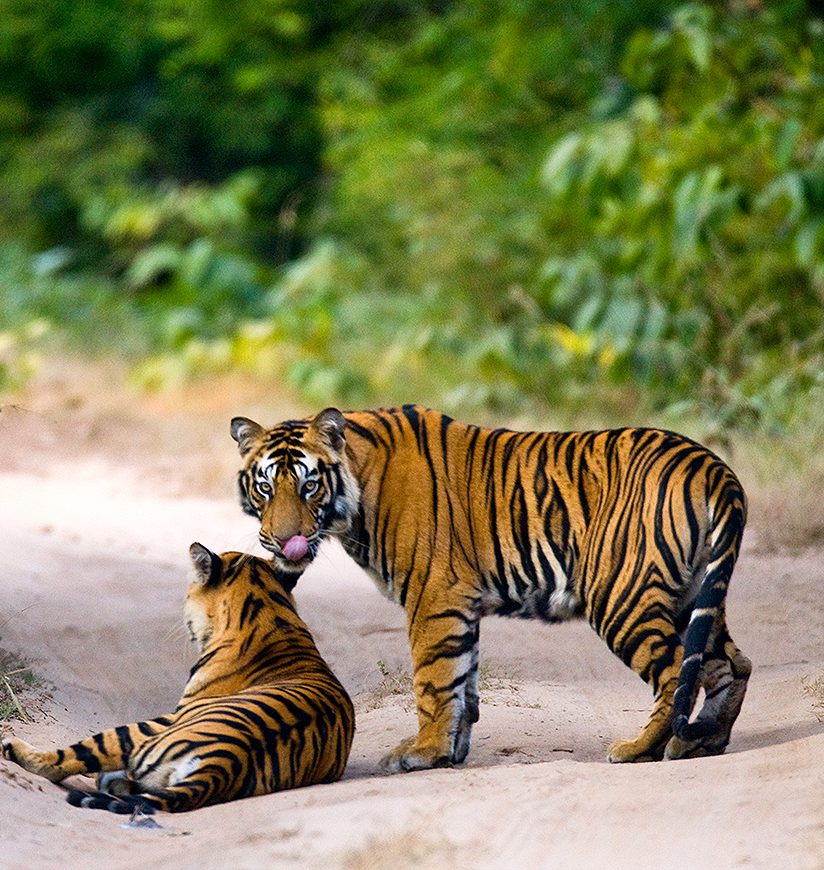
(1, 376), (822, 869)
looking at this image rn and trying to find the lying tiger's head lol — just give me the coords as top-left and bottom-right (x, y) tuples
(230, 408), (360, 576)
(184, 544), (301, 653)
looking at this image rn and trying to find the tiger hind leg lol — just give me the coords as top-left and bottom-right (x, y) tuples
(665, 474), (747, 759)
(69, 752), (215, 814)
(1, 716), (171, 784)
(2, 738), (61, 782)
(97, 770), (138, 797)
(606, 678), (680, 763)
(1, 733), (125, 783)
(665, 619), (751, 760)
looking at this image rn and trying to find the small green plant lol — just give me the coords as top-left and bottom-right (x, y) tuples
(0, 319), (50, 394)
(0, 650), (39, 723)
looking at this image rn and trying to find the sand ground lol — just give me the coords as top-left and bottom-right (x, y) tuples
(1, 364), (822, 869)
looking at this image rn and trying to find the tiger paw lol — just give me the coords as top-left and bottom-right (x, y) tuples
(2, 736), (32, 766)
(664, 731), (728, 760)
(663, 734), (707, 760)
(379, 737), (452, 774)
(97, 770), (136, 797)
(2, 737), (63, 781)
(606, 737), (661, 764)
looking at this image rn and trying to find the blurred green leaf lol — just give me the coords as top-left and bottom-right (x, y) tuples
(1, 0), (824, 434)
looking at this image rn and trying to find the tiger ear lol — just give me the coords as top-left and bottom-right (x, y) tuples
(309, 408), (346, 453)
(231, 417), (264, 457)
(189, 543), (222, 586)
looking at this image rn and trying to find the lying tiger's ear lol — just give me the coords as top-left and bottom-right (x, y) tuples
(309, 407), (346, 453)
(230, 417), (264, 457)
(189, 542), (222, 586)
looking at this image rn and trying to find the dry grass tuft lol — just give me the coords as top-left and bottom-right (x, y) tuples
(477, 661), (519, 693)
(0, 650), (42, 723)
(357, 660), (414, 713)
(357, 660), (541, 713)
(801, 673), (824, 723)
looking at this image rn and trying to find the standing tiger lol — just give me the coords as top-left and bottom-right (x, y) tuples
(1, 545), (355, 813)
(231, 405), (750, 772)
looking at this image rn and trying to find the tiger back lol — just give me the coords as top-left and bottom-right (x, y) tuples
(231, 405), (750, 773)
(1, 544), (355, 813)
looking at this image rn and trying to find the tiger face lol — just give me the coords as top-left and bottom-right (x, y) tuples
(230, 408), (360, 576)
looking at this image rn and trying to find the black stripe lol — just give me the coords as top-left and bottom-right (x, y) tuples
(240, 594), (265, 627)
(344, 418), (379, 446)
(71, 742), (102, 773)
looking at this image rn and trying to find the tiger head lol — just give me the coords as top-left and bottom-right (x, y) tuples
(184, 545), (288, 651)
(230, 408), (360, 577)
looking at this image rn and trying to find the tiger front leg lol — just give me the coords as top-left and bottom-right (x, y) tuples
(453, 621), (481, 764)
(380, 606), (480, 774)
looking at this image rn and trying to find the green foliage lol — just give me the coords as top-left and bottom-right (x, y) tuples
(2, 1), (824, 432)
(0, 0), (349, 265)
(0, 650), (39, 723)
(532, 4), (824, 429)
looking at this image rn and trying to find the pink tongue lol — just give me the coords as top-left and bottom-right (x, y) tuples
(281, 535), (309, 562)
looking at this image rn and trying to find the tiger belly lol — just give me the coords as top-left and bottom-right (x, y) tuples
(135, 751), (201, 792)
(482, 568), (583, 622)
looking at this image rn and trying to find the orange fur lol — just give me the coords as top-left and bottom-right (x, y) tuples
(2, 546), (354, 812)
(233, 406), (749, 770)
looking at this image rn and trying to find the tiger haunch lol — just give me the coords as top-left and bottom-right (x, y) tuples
(232, 405), (750, 770)
(1, 545), (355, 812)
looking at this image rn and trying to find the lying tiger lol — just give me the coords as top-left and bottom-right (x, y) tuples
(231, 405), (751, 772)
(1, 544), (355, 813)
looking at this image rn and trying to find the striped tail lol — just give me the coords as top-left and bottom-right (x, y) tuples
(671, 468), (746, 742)
(67, 777), (210, 813)
(67, 789), (160, 814)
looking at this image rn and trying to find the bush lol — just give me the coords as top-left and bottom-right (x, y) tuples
(2, 1), (824, 433)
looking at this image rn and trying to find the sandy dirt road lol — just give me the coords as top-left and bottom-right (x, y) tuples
(0, 376), (822, 869)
